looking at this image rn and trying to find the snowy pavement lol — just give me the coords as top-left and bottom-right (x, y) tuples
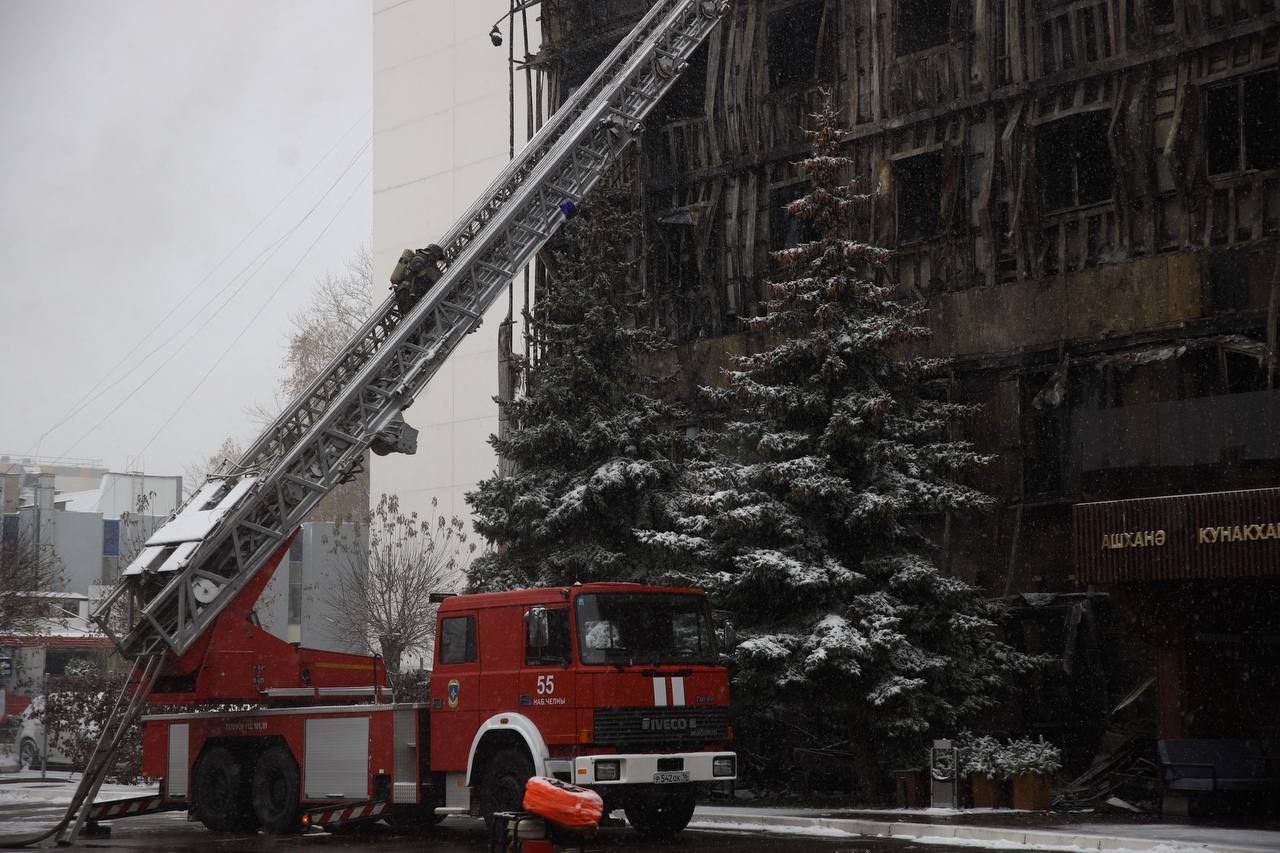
(0, 769), (156, 806)
(1, 775), (1277, 853)
(691, 806), (1280, 853)
(0, 770), (158, 838)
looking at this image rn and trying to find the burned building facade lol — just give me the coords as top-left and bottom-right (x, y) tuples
(530, 0), (1280, 767)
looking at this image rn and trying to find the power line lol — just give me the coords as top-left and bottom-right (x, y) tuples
(28, 110), (370, 458)
(132, 167), (373, 462)
(56, 140), (372, 460)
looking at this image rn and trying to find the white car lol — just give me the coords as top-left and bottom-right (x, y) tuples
(15, 700), (72, 769)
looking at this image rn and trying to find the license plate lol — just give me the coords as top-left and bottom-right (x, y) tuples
(652, 771), (690, 784)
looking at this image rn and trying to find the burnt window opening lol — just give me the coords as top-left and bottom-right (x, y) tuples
(768, 1), (835, 90)
(1223, 350), (1266, 394)
(1036, 112), (1114, 212)
(993, 0), (1010, 84)
(1205, 71), (1280, 177)
(1021, 377), (1064, 495)
(1081, 8), (1099, 62)
(1209, 246), (1251, 312)
(658, 45), (709, 120)
(895, 0), (950, 56)
(560, 44), (611, 98)
(653, 223), (711, 333)
(1151, 0), (1176, 26)
(895, 151), (945, 244)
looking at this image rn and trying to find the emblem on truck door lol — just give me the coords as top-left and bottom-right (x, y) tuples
(447, 679), (460, 708)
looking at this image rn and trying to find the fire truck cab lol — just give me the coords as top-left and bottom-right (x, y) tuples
(434, 583), (735, 831)
(139, 581), (735, 838)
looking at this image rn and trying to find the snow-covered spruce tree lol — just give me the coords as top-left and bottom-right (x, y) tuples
(642, 100), (1031, 793)
(466, 184), (691, 590)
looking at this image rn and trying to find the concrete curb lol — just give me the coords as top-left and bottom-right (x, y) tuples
(689, 810), (1272, 853)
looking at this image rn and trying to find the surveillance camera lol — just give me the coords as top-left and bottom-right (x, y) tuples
(489, 25), (503, 47)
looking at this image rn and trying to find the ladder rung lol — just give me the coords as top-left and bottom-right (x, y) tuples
(477, 260), (515, 279)
(238, 519), (283, 540)
(325, 427), (363, 447)
(547, 183), (580, 200)
(511, 220), (550, 240)
(441, 300), (482, 320)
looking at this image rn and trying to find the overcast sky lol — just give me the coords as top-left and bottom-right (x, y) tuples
(0, 1), (372, 480)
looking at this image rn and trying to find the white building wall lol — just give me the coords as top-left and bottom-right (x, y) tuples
(47, 511), (103, 594)
(371, 0), (538, 561)
(298, 522), (366, 654)
(78, 472), (183, 518)
(254, 550), (292, 645)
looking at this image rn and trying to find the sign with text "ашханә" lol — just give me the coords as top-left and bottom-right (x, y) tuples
(1073, 486), (1280, 584)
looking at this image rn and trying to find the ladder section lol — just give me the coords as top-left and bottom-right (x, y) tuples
(239, 0), (692, 479)
(95, 0), (729, 660)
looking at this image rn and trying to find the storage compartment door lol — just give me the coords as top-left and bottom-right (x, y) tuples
(304, 716), (369, 799)
(167, 723), (190, 798)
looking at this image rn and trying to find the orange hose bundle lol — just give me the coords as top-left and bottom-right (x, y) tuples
(522, 776), (604, 832)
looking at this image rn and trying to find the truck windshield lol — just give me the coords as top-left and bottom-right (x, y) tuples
(574, 592), (717, 666)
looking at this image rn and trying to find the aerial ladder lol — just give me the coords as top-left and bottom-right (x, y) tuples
(1, 0), (728, 846)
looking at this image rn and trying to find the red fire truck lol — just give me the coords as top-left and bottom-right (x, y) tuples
(132, 540), (735, 838)
(0, 2), (733, 847)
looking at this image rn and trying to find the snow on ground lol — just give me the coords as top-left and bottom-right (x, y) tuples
(689, 819), (1231, 853)
(693, 807), (1280, 853)
(902, 839), (1210, 853)
(1072, 824), (1280, 850)
(0, 770), (156, 807)
(688, 819), (859, 839)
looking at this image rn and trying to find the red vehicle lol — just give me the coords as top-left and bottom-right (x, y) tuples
(133, 545), (735, 838)
(0, 3), (733, 846)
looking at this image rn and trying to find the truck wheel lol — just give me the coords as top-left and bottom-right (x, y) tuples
(18, 739), (39, 770)
(625, 787), (696, 839)
(251, 745), (302, 834)
(192, 747), (258, 832)
(479, 747), (534, 832)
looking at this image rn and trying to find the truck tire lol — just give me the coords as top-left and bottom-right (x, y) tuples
(479, 746), (534, 831)
(251, 745), (302, 834)
(192, 747), (258, 832)
(18, 739), (40, 771)
(625, 786), (696, 839)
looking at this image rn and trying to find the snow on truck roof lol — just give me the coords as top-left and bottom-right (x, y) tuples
(437, 583), (707, 612)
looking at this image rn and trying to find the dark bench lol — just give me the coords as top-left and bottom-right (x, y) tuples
(1156, 739), (1278, 794)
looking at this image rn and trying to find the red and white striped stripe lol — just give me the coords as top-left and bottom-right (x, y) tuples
(308, 801), (388, 826)
(89, 796), (166, 820)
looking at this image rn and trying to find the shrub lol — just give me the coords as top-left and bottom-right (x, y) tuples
(959, 733), (1013, 780)
(1003, 737), (1063, 777)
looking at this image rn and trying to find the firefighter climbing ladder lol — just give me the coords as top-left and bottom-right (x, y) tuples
(14, 1), (729, 847)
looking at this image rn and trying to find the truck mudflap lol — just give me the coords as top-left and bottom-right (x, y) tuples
(88, 794), (179, 821)
(303, 800), (389, 828)
(573, 752), (736, 786)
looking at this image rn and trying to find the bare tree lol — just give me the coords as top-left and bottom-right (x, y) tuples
(281, 245), (375, 398)
(181, 436), (245, 500)
(326, 494), (473, 676)
(0, 524), (62, 637)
